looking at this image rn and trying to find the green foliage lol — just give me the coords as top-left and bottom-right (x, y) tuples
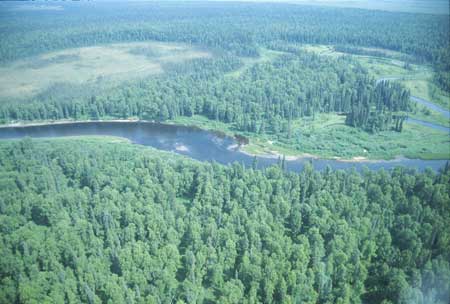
(0, 51), (412, 134)
(0, 3), (448, 303)
(1, 2), (447, 64)
(1, 1), (446, 136)
(345, 80), (410, 132)
(432, 46), (450, 94)
(0, 138), (449, 303)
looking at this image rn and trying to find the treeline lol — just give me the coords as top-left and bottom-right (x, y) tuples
(0, 52), (411, 134)
(432, 47), (450, 93)
(0, 139), (449, 303)
(334, 45), (391, 58)
(0, 1), (448, 66)
(346, 80), (410, 132)
(332, 45), (414, 63)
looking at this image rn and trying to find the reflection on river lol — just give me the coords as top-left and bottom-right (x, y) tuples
(0, 121), (448, 172)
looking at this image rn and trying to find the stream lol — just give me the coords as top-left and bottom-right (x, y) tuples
(0, 121), (447, 172)
(377, 77), (450, 131)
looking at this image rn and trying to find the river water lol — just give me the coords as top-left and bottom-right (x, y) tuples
(406, 117), (450, 132)
(0, 121), (447, 172)
(376, 78), (450, 132)
(410, 96), (450, 119)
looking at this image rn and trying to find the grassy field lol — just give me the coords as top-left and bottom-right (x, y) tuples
(298, 44), (413, 62)
(410, 105), (449, 127)
(288, 114), (449, 160)
(357, 57), (422, 79)
(170, 113), (450, 160)
(402, 78), (450, 110)
(0, 41), (210, 101)
(296, 44), (341, 58)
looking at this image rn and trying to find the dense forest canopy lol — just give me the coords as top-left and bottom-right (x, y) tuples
(0, 51), (411, 133)
(0, 2), (449, 303)
(0, 2), (448, 63)
(0, 139), (449, 304)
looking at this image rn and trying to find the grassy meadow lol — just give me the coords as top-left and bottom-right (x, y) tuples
(0, 41), (210, 101)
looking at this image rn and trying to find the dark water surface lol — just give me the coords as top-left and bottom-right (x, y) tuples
(0, 121), (448, 172)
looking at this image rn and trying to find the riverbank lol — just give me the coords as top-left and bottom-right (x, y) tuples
(234, 113), (449, 161)
(1, 122), (448, 173)
(237, 147), (380, 163)
(0, 118), (379, 162)
(0, 118), (141, 128)
(2, 115), (448, 162)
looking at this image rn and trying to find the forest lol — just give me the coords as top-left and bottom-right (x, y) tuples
(0, 1), (449, 304)
(1, 2), (448, 64)
(0, 138), (449, 304)
(0, 2), (448, 144)
(0, 52), (411, 134)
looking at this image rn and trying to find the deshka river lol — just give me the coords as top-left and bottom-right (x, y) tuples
(0, 121), (448, 172)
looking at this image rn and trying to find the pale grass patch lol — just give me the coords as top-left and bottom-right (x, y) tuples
(0, 41), (211, 100)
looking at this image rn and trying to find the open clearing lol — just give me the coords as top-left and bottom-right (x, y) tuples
(0, 41), (211, 101)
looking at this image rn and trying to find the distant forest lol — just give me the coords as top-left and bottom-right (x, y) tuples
(2, 1), (445, 134)
(1, 2), (448, 63)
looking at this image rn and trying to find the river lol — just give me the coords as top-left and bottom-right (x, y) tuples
(410, 96), (450, 119)
(0, 121), (447, 172)
(377, 78), (450, 132)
